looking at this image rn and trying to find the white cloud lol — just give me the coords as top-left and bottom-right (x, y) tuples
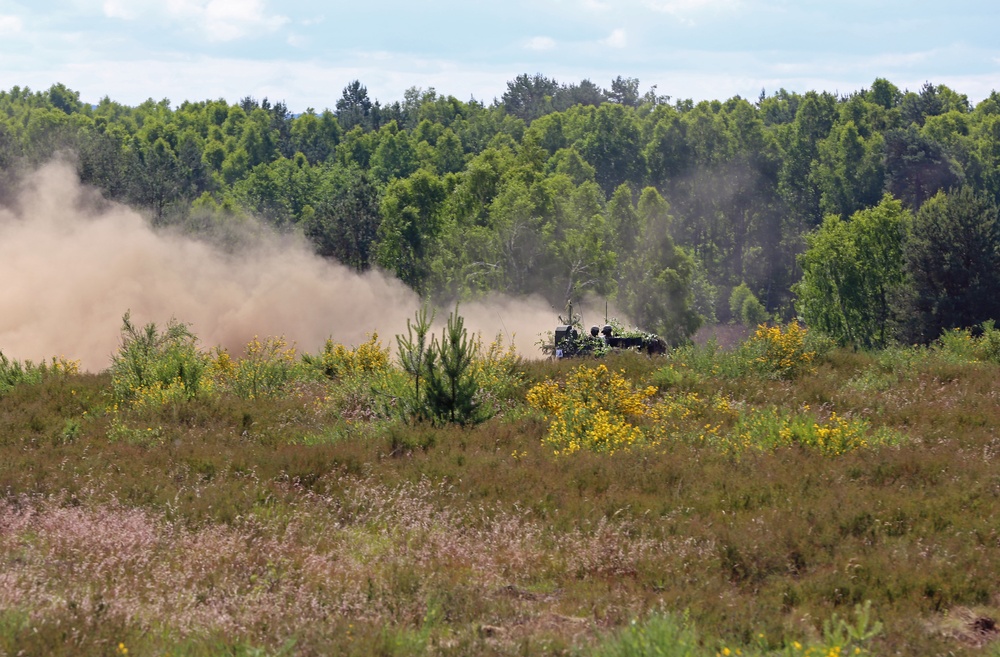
(526, 36), (556, 51)
(601, 28), (627, 48)
(0, 14), (24, 34)
(101, 1), (136, 20)
(101, 0), (289, 41)
(202, 0), (289, 41)
(644, 0), (740, 18)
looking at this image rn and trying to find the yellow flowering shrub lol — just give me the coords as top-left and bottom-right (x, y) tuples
(129, 377), (196, 409)
(211, 336), (298, 400)
(48, 356), (81, 376)
(526, 364), (656, 455)
(110, 313), (207, 407)
(716, 406), (901, 456)
(745, 322), (815, 379)
(647, 392), (739, 443)
(528, 361), (899, 458)
(306, 333), (390, 380)
(469, 333), (523, 416)
(0, 353), (81, 395)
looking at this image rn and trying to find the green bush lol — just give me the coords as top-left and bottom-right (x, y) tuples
(936, 321), (1000, 364)
(0, 352), (79, 395)
(110, 311), (206, 407)
(210, 336), (298, 400)
(302, 333), (390, 380)
(425, 307), (481, 425)
(394, 305), (435, 421)
(729, 283), (768, 326)
(469, 332), (524, 418)
(594, 614), (705, 657)
(975, 320), (1000, 362)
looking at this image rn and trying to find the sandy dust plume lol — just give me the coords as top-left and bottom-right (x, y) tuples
(0, 162), (578, 370)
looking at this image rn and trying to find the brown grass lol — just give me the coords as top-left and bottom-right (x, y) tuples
(2, 347), (1000, 655)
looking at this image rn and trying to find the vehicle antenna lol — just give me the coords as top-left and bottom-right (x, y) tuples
(496, 312), (512, 344)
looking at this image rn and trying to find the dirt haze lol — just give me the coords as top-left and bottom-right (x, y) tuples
(0, 162), (604, 371)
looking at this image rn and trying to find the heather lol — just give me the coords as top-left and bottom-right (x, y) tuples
(3, 322), (1000, 656)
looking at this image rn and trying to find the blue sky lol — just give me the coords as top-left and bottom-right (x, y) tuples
(1, 0), (998, 112)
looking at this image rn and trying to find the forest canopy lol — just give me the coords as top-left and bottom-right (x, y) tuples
(2, 76), (999, 347)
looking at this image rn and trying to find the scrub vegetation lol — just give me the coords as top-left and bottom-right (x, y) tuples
(5, 74), (1000, 655)
(3, 318), (1000, 656)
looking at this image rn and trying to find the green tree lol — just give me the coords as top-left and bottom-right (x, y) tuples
(777, 91), (838, 224)
(303, 169), (380, 271)
(813, 120), (885, 219)
(128, 134), (185, 223)
(395, 305), (434, 421)
(794, 195), (910, 348)
(607, 183), (640, 256)
(867, 78), (902, 111)
(729, 282), (768, 326)
(644, 107), (691, 184)
(371, 122), (417, 182)
(545, 147), (596, 185)
(77, 121), (130, 202)
(502, 73), (559, 122)
(375, 169), (447, 292)
(336, 80), (373, 130)
(227, 153), (312, 227)
(544, 178), (617, 303)
(551, 79), (606, 111)
(486, 178), (546, 295)
(577, 103), (643, 196)
(900, 186), (1000, 342)
(433, 128), (465, 174)
(883, 124), (962, 210)
(608, 76), (640, 107)
(424, 307), (480, 425)
(620, 188), (701, 345)
(290, 109), (342, 163)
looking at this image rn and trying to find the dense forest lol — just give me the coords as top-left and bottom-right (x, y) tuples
(2, 75), (999, 347)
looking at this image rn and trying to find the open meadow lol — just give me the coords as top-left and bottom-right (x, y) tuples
(2, 319), (1000, 656)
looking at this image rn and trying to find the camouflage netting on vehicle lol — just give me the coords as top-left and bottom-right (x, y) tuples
(549, 323), (667, 358)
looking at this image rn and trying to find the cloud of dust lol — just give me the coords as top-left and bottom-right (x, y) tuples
(0, 161), (590, 371)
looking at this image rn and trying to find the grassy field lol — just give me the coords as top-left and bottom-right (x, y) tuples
(2, 323), (1000, 656)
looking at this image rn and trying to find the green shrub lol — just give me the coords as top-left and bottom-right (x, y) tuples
(209, 336), (298, 400)
(669, 339), (748, 380)
(302, 333), (390, 380)
(594, 613), (705, 657)
(469, 332), (524, 418)
(975, 320), (1000, 362)
(936, 321), (1000, 364)
(730, 283), (769, 326)
(0, 352), (79, 395)
(425, 307), (481, 425)
(394, 306), (435, 421)
(936, 327), (979, 362)
(110, 311), (206, 407)
(741, 323), (816, 380)
(721, 406), (904, 456)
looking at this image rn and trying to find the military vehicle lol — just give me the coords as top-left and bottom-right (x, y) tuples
(545, 302), (667, 358)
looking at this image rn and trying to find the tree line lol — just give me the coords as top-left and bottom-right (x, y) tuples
(2, 76), (999, 346)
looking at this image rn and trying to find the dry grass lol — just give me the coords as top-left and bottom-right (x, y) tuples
(2, 342), (1000, 655)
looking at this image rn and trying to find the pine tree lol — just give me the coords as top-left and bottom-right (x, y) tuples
(424, 307), (480, 425)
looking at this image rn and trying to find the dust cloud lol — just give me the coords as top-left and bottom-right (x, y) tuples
(0, 161), (582, 371)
